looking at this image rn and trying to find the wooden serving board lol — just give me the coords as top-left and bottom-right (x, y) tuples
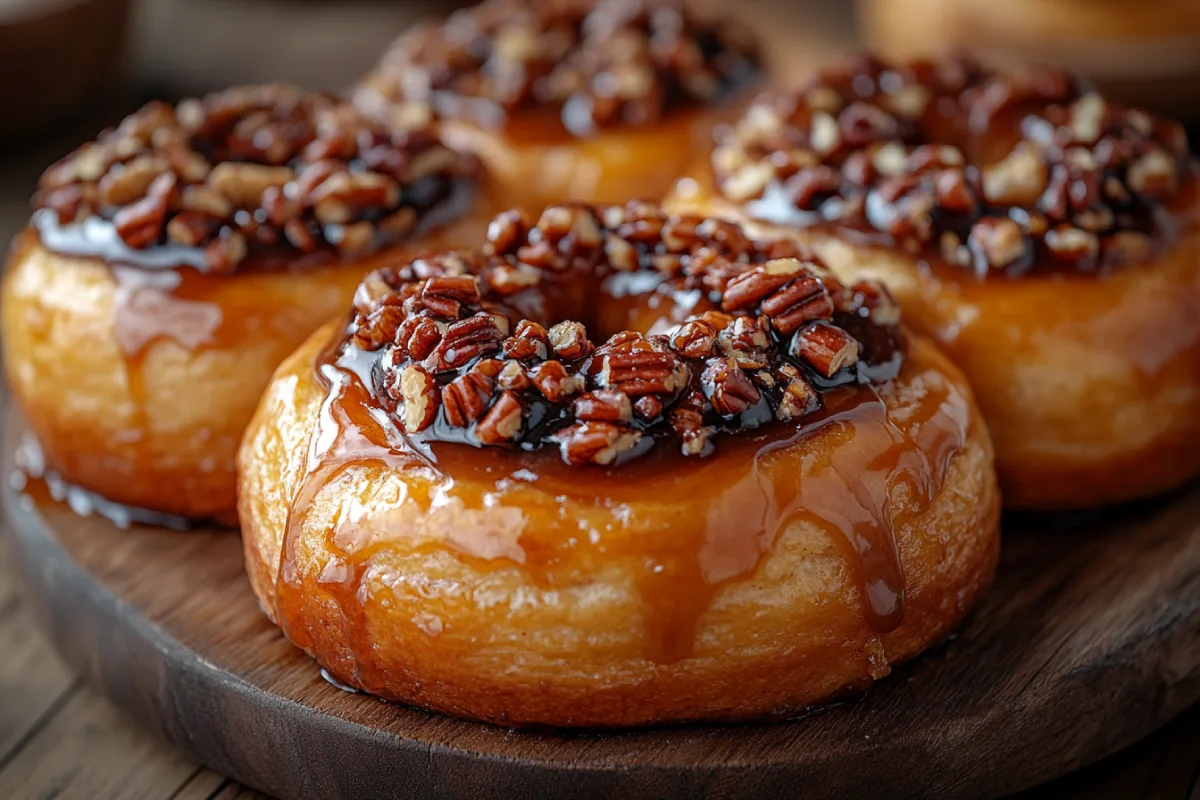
(3, 414), (1199, 800)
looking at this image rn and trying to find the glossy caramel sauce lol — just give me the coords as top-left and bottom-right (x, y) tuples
(273, 304), (971, 672)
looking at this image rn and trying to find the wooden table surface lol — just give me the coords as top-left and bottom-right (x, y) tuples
(0, 1), (1196, 797)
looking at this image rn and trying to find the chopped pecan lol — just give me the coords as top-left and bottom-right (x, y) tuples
(419, 275), (481, 318)
(981, 144), (1047, 206)
(717, 315), (772, 369)
(529, 361), (585, 403)
(555, 422), (642, 466)
(791, 321), (860, 378)
(547, 321), (594, 360)
(668, 319), (720, 359)
(442, 365), (495, 427)
(391, 364), (440, 432)
(573, 390), (633, 423)
(423, 313), (504, 372)
(968, 218), (1027, 271)
(1044, 225), (1099, 262)
(476, 391), (524, 444)
(497, 360), (531, 391)
(113, 192), (168, 249)
(774, 363), (820, 420)
(166, 211), (222, 247)
(484, 209), (530, 256)
(633, 395), (663, 420)
(204, 229), (248, 273)
(353, 304), (407, 351)
(701, 357), (761, 417)
(668, 391), (714, 456)
(393, 315), (442, 359)
(502, 320), (550, 361)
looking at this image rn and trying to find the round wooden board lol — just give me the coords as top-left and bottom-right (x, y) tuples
(4, 416), (1200, 800)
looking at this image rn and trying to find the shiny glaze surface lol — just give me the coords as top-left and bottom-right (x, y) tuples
(271, 324), (971, 674)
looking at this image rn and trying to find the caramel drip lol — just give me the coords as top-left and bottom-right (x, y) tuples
(110, 266), (225, 410)
(274, 358), (423, 684)
(276, 345), (970, 676)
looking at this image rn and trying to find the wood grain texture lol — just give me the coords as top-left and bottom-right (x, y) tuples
(3, 414), (1199, 800)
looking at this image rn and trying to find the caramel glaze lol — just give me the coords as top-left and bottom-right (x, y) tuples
(272, 282), (972, 675)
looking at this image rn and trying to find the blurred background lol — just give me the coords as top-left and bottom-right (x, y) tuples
(1, 0), (1198, 243)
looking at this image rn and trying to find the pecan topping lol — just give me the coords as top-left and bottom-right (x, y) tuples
(354, 0), (761, 138)
(337, 202), (902, 466)
(713, 53), (1196, 276)
(33, 85), (478, 272)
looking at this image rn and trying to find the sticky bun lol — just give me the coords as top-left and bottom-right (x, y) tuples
(239, 202), (1000, 727)
(2, 85), (486, 519)
(353, 0), (761, 212)
(665, 54), (1200, 510)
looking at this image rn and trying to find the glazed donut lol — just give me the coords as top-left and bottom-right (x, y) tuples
(860, 0), (1200, 121)
(352, 0), (761, 212)
(2, 85), (486, 520)
(238, 201), (1000, 727)
(665, 54), (1200, 510)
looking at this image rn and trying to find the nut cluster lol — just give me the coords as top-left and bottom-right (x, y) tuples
(341, 201), (903, 466)
(712, 53), (1195, 276)
(33, 85), (478, 272)
(354, 0), (760, 137)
